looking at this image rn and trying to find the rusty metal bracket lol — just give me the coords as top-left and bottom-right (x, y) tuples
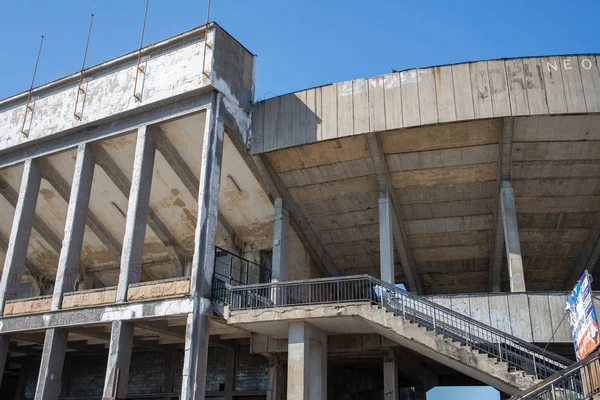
(201, 0), (212, 79)
(74, 14), (94, 120)
(133, 0), (149, 101)
(21, 35), (44, 137)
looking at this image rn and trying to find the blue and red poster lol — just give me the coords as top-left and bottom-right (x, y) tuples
(567, 271), (600, 361)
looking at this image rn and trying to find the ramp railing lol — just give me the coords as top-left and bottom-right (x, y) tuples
(216, 274), (574, 381)
(510, 349), (600, 399)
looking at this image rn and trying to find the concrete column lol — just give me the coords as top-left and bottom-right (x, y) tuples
(266, 355), (285, 400)
(116, 126), (156, 302)
(379, 184), (395, 284)
(162, 351), (176, 400)
(60, 357), (74, 397)
(383, 350), (399, 400)
(287, 321), (327, 400)
(224, 346), (235, 400)
(0, 160), (40, 386)
(181, 93), (225, 400)
(102, 320), (134, 399)
(52, 143), (95, 310)
(0, 336), (9, 388)
(0, 159), (41, 313)
(34, 329), (68, 400)
(272, 197), (290, 283)
(500, 181), (526, 292)
(14, 360), (27, 400)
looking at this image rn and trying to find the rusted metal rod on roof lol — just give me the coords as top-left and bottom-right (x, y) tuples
(133, 0), (149, 101)
(201, 0), (212, 78)
(21, 35), (44, 137)
(74, 14), (94, 120)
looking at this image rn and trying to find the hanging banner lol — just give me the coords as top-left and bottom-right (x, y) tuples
(567, 271), (600, 361)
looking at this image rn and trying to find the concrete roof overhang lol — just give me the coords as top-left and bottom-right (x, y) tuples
(251, 54), (600, 294)
(0, 110), (273, 289)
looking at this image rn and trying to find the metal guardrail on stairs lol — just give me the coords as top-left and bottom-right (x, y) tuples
(511, 349), (600, 399)
(212, 274), (574, 382)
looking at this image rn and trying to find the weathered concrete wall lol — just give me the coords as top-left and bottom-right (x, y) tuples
(0, 23), (254, 158)
(212, 25), (255, 114)
(251, 54), (600, 153)
(428, 292), (600, 343)
(288, 228), (321, 280)
(0, 31), (210, 154)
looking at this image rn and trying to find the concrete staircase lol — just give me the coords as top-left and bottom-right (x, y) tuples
(219, 275), (574, 395)
(367, 304), (541, 394)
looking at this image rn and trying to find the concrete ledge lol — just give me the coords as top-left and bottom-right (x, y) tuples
(62, 287), (117, 309)
(0, 297), (200, 334)
(127, 278), (190, 302)
(3, 296), (52, 316)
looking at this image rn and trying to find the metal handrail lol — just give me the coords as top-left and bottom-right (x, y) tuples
(511, 349), (600, 399)
(219, 274), (574, 381)
(213, 246), (271, 286)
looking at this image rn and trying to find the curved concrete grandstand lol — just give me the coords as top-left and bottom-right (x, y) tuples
(251, 54), (600, 294)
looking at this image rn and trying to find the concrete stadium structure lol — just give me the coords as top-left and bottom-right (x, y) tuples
(0, 22), (599, 399)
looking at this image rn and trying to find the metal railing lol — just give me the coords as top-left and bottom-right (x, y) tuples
(511, 350), (600, 399)
(213, 246), (271, 287)
(217, 275), (574, 381)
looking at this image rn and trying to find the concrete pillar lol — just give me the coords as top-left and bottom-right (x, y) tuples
(0, 159), (41, 313)
(500, 181), (526, 292)
(266, 355), (285, 400)
(0, 336), (9, 388)
(162, 351), (176, 400)
(181, 93), (225, 400)
(224, 346), (235, 400)
(102, 320), (134, 399)
(287, 321), (327, 400)
(116, 126), (156, 302)
(272, 197), (290, 283)
(14, 359), (27, 400)
(379, 184), (395, 284)
(0, 159), (40, 386)
(34, 329), (68, 400)
(52, 143), (95, 310)
(383, 350), (399, 400)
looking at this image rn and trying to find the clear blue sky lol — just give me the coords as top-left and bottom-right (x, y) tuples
(1, 0), (599, 102)
(0, 1), (589, 398)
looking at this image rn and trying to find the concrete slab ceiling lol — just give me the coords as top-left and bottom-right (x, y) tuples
(263, 115), (600, 294)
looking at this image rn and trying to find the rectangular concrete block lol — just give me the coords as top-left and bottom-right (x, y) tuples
(61, 288), (117, 309)
(4, 296), (52, 316)
(507, 294), (533, 342)
(126, 278), (190, 302)
(528, 294), (553, 343)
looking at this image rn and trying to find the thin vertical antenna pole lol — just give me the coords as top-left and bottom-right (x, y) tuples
(21, 35), (44, 136)
(201, 0), (211, 78)
(133, 0), (149, 101)
(74, 14), (94, 120)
